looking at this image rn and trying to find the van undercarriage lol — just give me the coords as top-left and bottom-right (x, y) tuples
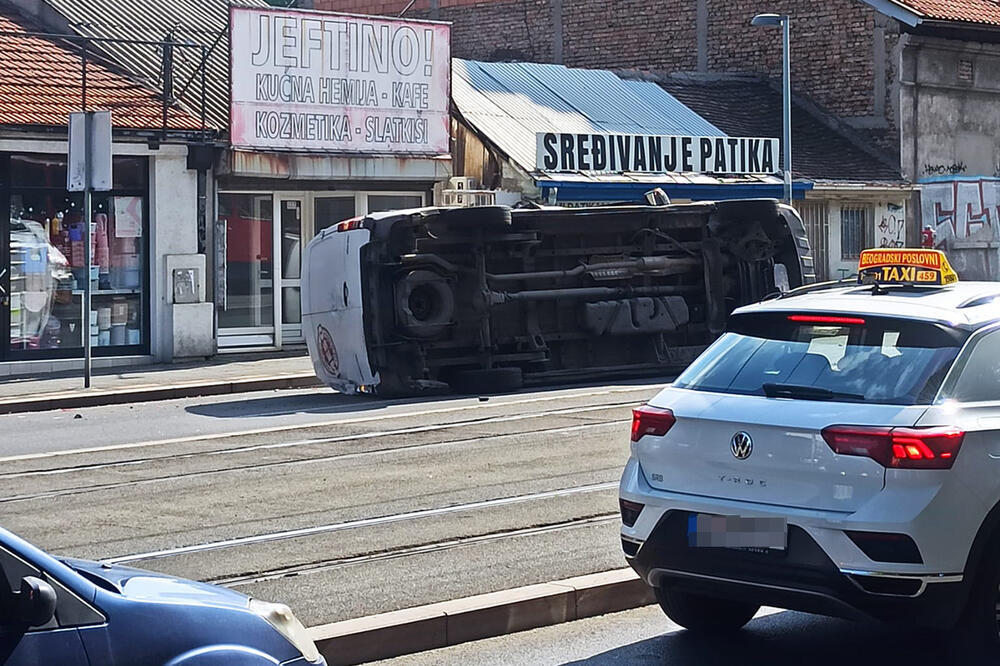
(343, 199), (814, 394)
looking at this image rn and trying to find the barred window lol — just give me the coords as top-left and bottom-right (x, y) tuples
(796, 202), (829, 282)
(840, 205), (870, 260)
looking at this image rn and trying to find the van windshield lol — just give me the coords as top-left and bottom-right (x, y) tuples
(673, 313), (968, 405)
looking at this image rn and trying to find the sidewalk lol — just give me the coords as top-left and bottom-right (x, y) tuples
(0, 352), (321, 414)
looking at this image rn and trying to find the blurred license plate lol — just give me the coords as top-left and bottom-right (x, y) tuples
(687, 513), (787, 552)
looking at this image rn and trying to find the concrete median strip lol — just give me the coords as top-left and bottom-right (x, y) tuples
(308, 568), (655, 665)
(0, 373), (321, 414)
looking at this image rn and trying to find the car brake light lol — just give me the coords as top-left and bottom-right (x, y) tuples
(631, 406), (675, 442)
(788, 314), (866, 325)
(821, 425), (964, 470)
(336, 217), (364, 232)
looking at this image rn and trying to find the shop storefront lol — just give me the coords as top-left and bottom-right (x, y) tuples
(0, 7), (212, 375)
(450, 60), (813, 207)
(216, 6), (452, 351)
(1, 153), (150, 361)
(215, 188), (426, 349)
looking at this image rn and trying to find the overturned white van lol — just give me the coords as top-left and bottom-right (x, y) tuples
(303, 199), (814, 395)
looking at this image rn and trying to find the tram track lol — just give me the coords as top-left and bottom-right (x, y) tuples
(0, 382), (648, 627)
(0, 421), (624, 504)
(0, 384), (657, 465)
(104, 481), (620, 565)
(0, 401), (636, 482)
(215, 513), (620, 587)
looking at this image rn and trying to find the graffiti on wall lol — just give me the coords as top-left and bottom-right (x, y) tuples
(921, 179), (998, 244)
(875, 203), (906, 249)
(922, 163), (967, 177)
(921, 178), (1000, 279)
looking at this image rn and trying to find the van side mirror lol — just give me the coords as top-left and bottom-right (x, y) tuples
(16, 577), (57, 628)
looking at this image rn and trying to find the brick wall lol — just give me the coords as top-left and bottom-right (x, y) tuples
(705, 0), (880, 118)
(438, 0), (554, 62)
(315, 0), (555, 61)
(314, 0), (899, 152)
(562, 0), (698, 71)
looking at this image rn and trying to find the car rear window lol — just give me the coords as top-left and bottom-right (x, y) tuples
(673, 313), (968, 405)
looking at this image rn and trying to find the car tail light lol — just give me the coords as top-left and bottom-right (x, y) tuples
(631, 406), (675, 442)
(336, 217), (364, 232)
(821, 425), (965, 470)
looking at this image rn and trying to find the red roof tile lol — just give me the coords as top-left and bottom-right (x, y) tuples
(895, 0), (1000, 27)
(0, 8), (204, 131)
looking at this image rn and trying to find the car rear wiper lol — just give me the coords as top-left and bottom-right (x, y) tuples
(762, 383), (865, 402)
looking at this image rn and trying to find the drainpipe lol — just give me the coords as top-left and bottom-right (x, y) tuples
(197, 169), (207, 255)
(186, 146), (215, 261)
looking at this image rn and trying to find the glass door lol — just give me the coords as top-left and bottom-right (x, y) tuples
(217, 193), (275, 349)
(278, 196), (305, 345)
(278, 194), (356, 347)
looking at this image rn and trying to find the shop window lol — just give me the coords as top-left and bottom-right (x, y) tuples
(111, 156), (149, 191)
(218, 193), (274, 330)
(6, 154), (149, 358)
(10, 155), (68, 189)
(840, 205), (871, 261)
(367, 194), (423, 214)
(314, 197), (356, 235)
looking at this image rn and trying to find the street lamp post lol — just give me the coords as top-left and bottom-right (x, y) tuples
(751, 13), (792, 205)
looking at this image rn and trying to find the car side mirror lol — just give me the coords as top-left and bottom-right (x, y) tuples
(15, 577), (57, 628)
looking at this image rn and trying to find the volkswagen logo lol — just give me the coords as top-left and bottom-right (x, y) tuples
(731, 432), (753, 460)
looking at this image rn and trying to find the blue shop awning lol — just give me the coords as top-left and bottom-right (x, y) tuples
(536, 172), (813, 203)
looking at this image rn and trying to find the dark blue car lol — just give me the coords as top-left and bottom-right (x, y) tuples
(0, 527), (325, 665)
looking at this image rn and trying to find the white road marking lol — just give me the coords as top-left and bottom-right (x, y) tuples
(220, 514), (621, 587)
(104, 481), (620, 565)
(0, 384), (657, 464)
(0, 423), (623, 504)
(0, 404), (630, 480)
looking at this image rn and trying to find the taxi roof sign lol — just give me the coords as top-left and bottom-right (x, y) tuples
(858, 249), (958, 286)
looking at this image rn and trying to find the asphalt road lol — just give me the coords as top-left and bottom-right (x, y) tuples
(375, 604), (971, 666)
(0, 379), (665, 627)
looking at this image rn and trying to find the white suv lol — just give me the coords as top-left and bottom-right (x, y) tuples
(620, 272), (1000, 655)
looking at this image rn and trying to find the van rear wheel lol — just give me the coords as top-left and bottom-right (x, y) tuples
(654, 584), (759, 633)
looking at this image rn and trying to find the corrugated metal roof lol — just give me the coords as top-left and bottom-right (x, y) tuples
(0, 8), (202, 130)
(36, 0), (269, 129)
(453, 58), (725, 174)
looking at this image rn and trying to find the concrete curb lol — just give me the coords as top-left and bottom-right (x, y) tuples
(0, 373), (322, 414)
(308, 568), (655, 665)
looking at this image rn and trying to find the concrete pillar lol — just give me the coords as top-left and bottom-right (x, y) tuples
(149, 147), (207, 362)
(873, 14), (887, 120)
